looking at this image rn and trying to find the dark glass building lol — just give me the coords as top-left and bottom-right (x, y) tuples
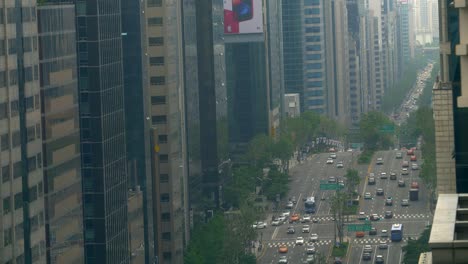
(75, 0), (129, 263)
(38, 3), (84, 263)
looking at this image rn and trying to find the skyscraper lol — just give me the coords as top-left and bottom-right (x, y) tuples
(37, 2), (84, 263)
(144, 1), (189, 262)
(75, 0), (130, 262)
(1, 1), (46, 263)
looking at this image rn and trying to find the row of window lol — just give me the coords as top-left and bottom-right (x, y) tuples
(306, 44), (321, 52)
(148, 17), (163, 26)
(0, 124), (41, 152)
(3, 182), (43, 216)
(306, 72), (323, 79)
(306, 63), (322, 70)
(304, 8), (320, 15)
(305, 36), (321, 43)
(305, 27), (321, 33)
(304, 0), (320, 6)
(0, 7), (36, 25)
(0, 95), (40, 121)
(305, 90), (324, 97)
(304, 17), (320, 24)
(0, 66), (39, 88)
(1, 153), (42, 184)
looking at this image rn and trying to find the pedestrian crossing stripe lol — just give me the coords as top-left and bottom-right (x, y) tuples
(394, 214), (431, 219)
(353, 237), (417, 244)
(267, 240), (332, 248)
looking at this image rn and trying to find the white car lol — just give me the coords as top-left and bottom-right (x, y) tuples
(363, 245), (373, 253)
(380, 172), (388, 179)
(402, 168), (409, 175)
(272, 219), (282, 226)
(252, 221), (267, 229)
(302, 225), (310, 233)
(326, 158), (334, 164)
(381, 230), (388, 237)
(379, 242), (388, 249)
(282, 211), (291, 217)
(301, 215), (311, 223)
(278, 256), (288, 263)
(277, 216), (286, 223)
(309, 233), (319, 242)
(364, 192), (372, 199)
(305, 255), (315, 263)
(336, 162), (344, 168)
(411, 163), (419, 170)
(296, 237), (305, 245)
(330, 153), (337, 159)
(306, 245), (316, 254)
(358, 211), (367, 220)
(285, 201), (294, 209)
(376, 157), (383, 165)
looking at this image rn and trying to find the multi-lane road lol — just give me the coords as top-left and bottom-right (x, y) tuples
(257, 149), (432, 264)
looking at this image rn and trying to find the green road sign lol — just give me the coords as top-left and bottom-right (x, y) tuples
(347, 224), (372, 232)
(320, 183), (344, 190)
(380, 124), (395, 133)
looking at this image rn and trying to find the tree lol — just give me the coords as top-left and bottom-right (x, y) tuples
(263, 168), (290, 201)
(402, 227), (431, 264)
(359, 111), (395, 150)
(246, 134), (273, 168)
(223, 166), (261, 208)
(344, 169), (360, 196)
(310, 252), (327, 264)
(271, 134), (295, 173)
(330, 191), (348, 244)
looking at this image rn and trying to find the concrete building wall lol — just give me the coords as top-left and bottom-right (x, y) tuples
(284, 93), (301, 118)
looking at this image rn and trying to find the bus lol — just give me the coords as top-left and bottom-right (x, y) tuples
(391, 223), (403, 241)
(304, 197), (316, 214)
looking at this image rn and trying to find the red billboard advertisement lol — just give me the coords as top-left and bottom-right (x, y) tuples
(224, 0), (263, 34)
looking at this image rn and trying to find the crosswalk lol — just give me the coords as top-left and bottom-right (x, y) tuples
(353, 237), (417, 244)
(301, 213), (430, 223)
(393, 213), (431, 219)
(267, 240), (332, 248)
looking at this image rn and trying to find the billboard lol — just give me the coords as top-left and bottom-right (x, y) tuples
(224, 0), (263, 34)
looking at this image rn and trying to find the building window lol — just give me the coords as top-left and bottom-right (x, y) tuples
(161, 193), (170, 202)
(161, 212), (171, 222)
(148, 17), (163, 26)
(148, 0), (162, 6)
(152, 115), (167, 125)
(9, 69), (17, 85)
(0, 40), (5, 56)
(25, 96), (34, 111)
(2, 165), (10, 183)
(150, 76), (165, 85)
(37, 153), (42, 168)
(306, 54), (321, 60)
(29, 186), (37, 203)
(12, 131), (20, 148)
(149, 56), (165, 66)
(7, 8), (15, 24)
(28, 156), (37, 172)
(306, 72), (323, 79)
(3, 197), (11, 215)
(35, 123), (41, 139)
(1, 133), (8, 151)
(15, 224), (23, 242)
(162, 232), (171, 241)
(27, 126), (35, 142)
(151, 96), (166, 105)
(304, 0), (320, 5)
(305, 36), (321, 43)
(0, 102), (7, 120)
(306, 63), (322, 70)
(163, 252), (172, 260)
(160, 174), (169, 183)
(304, 8), (320, 15)
(0, 71), (6, 87)
(304, 17), (320, 24)
(8, 38), (16, 54)
(4, 228), (12, 246)
(14, 192), (22, 210)
(158, 135), (168, 143)
(10, 100), (18, 117)
(149, 37), (164, 46)
(13, 161), (22, 179)
(159, 154), (168, 163)
(305, 27), (320, 33)
(306, 45), (321, 51)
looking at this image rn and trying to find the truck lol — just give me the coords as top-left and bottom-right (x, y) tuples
(409, 189), (419, 201)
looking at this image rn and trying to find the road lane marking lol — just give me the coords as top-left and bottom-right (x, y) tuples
(398, 248), (403, 264)
(386, 245), (391, 264)
(293, 193), (302, 213)
(271, 226), (279, 240)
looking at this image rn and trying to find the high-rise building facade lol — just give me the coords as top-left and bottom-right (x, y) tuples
(1, 1), (46, 263)
(303, 0), (327, 114)
(75, 0), (130, 263)
(144, 1), (189, 263)
(397, 1), (411, 73)
(282, 1), (304, 111)
(37, 3), (84, 263)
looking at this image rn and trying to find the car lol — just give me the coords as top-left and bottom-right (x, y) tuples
(334, 257), (343, 264)
(362, 252), (372, 260)
(370, 214), (381, 221)
(272, 218), (282, 226)
(296, 237), (305, 245)
(384, 211), (393, 219)
(338, 180), (345, 187)
(326, 158), (334, 164)
(287, 226), (295, 234)
(290, 214), (300, 223)
(358, 211), (367, 220)
(328, 176), (337, 183)
(380, 172), (388, 179)
(381, 230), (388, 237)
(385, 197), (393, 206)
(309, 233), (319, 242)
(376, 157), (384, 165)
(364, 245), (373, 253)
(375, 255), (384, 264)
(336, 162), (344, 168)
(411, 163), (419, 170)
(312, 218), (319, 223)
(329, 147), (336, 152)
(401, 168), (409, 175)
(411, 181), (419, 189)
(407, 149), (414, 155)
(278, 245), (288, 253)
(378, 242), (388, 249)
(364, 192), (372, 199)
(301, 215), (311, 223)
(278, 256), (288, 263)
(410, 155), (417, 161)
(398, 179), (405, 187)
(396, 152), (403, 159)
(368, 177), (376, 185)
(390, 172), (397, 180)
(402, 161), (409, 168)
(291, 196), (297, 204)
(305, 255), (315, 263)
(401, 199), (409, 206)
(330, 153), (337, 159)
(376, 188), (384, 196)
(282, 211), (291, 217)
(285, 201), (294, 209)
(252, 221), (267, 229)
(369, 227), (377, 235)
(356, 231), (365, 237)
(306, 245), (316, 254)
(302, 225), (310, 233)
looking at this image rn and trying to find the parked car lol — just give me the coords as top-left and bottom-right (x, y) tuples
(306, 245), (316, 254)
(330, 153), (337, 159)
(375, 255), (384, 264)
(278, 256), (288, 264)
(336, 161), (344, 168)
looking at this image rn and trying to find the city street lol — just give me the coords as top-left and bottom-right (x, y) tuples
(257, 149), (432, 264)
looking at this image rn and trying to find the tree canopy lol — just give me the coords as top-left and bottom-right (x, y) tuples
(359, 111), (395, 150)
